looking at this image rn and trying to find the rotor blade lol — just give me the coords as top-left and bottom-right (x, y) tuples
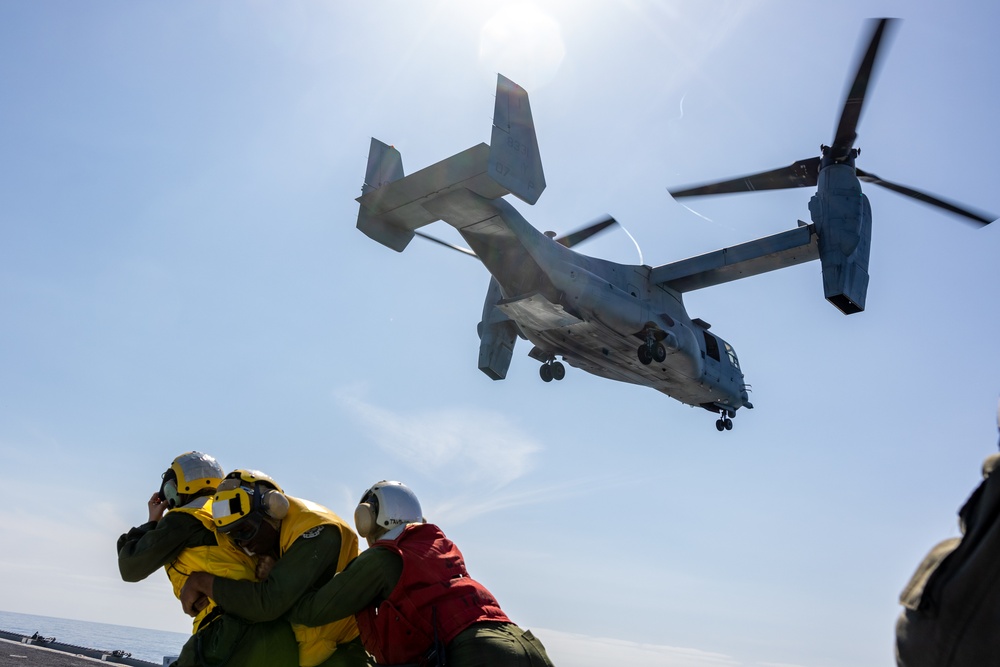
(554, 215), (619, 248)
(856, 168), (996, 225)
(669, 157), (821, 198)
(413, 230), (479, 257)
(831, 18), (898, 154)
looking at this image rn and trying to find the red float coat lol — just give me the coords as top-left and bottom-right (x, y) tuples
(355, 523), (511, 665)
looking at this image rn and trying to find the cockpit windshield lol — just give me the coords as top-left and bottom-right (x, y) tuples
(725, 342), (740, 371)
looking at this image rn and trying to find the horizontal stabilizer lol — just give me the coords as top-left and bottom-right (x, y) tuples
(356, 143), (509, 251)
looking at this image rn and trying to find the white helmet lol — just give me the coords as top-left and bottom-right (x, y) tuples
(354, 481), (423, 539)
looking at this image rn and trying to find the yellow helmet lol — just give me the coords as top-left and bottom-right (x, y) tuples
(216, 469), (283, 494)
(160, 452), (224, 509)
(212, 469), (288, 540)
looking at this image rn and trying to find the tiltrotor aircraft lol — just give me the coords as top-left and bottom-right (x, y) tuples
(354, 19), (993, 431)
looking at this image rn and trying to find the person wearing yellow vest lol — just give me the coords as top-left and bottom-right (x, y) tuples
(117, 452), (298, 667)
(180, 470), (372, 667)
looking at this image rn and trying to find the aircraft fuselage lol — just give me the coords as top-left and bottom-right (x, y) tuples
(458, 198), (750, 414)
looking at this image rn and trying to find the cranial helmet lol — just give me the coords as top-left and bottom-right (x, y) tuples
(212, 469), (289, 541)
(354, 481), (424, 539)
(216, 469), (284, 495)
(160, 451), (224, 509)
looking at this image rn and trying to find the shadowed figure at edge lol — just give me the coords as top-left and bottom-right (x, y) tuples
(895, 400), (1000, 666)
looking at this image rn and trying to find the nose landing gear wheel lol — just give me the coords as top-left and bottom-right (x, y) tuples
(715, 417), (734, 431)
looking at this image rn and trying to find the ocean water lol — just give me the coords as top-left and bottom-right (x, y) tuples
(0, 609), (189, 664)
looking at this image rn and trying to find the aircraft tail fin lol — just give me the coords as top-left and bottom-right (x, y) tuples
(354, 75), (545, 252)
(362, 138), (404, 195)
(489, 74), (546, 205)
(357, 139), (413, 251)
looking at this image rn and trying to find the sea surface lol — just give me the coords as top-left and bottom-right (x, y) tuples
(0, 609), (189, 664)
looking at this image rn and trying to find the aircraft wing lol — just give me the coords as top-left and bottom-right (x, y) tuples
(651, 224), (820, 292)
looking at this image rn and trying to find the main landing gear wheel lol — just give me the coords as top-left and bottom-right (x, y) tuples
(637, 342), (666, 366)
(539, 360), (565, 382)
(637, 344), (652, 365)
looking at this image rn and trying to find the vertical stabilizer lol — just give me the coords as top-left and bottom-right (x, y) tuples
(357, 138), (413, 252)
(363, 138), (403, 194)
(489, 74), (546, 205)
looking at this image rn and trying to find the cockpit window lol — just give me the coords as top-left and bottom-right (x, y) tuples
(703, 331), (720, 362)
(725, 342), (740, 370)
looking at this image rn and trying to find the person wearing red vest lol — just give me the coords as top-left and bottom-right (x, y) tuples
(287, 481), (555, 667)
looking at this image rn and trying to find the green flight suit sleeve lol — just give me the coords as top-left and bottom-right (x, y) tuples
(211, 524), (343, 623)
(288, 547), (403, 627)
(117, 511), (215, 582)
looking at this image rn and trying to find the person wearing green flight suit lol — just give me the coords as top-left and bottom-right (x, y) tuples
(180, 470), (373, 667)
(279, 481), (555, 667)
(117, 451), (298, 667)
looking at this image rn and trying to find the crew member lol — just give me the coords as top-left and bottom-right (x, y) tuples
(181, 470), (371, 667)
(895, 401), (1000, 666)
(117, 452), (297, 667)
(282, 481), (555, 666)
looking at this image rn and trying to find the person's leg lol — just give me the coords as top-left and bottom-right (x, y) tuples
(313, 636), (375, 667)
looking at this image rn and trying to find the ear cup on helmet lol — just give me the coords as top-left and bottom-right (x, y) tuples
(354, 503), (376, 538)
(261, 489), (289, 520)
(161, 478), (181, 510)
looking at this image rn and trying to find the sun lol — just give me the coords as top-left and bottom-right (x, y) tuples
(479, 4), (566, 91)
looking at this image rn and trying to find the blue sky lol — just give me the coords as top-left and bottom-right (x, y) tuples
(1, 2), (998, 666)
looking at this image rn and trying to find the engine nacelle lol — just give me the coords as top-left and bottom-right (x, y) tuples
(809, 163), (872, 315)
(478, 277), (518, 380)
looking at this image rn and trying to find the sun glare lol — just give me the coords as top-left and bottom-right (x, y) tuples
(479, 4), (565, 90)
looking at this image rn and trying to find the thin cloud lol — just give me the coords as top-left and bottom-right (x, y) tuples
(430, 478), (592, 526)
(333, 391), (622, 525)
(335, 392), (541, 490)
